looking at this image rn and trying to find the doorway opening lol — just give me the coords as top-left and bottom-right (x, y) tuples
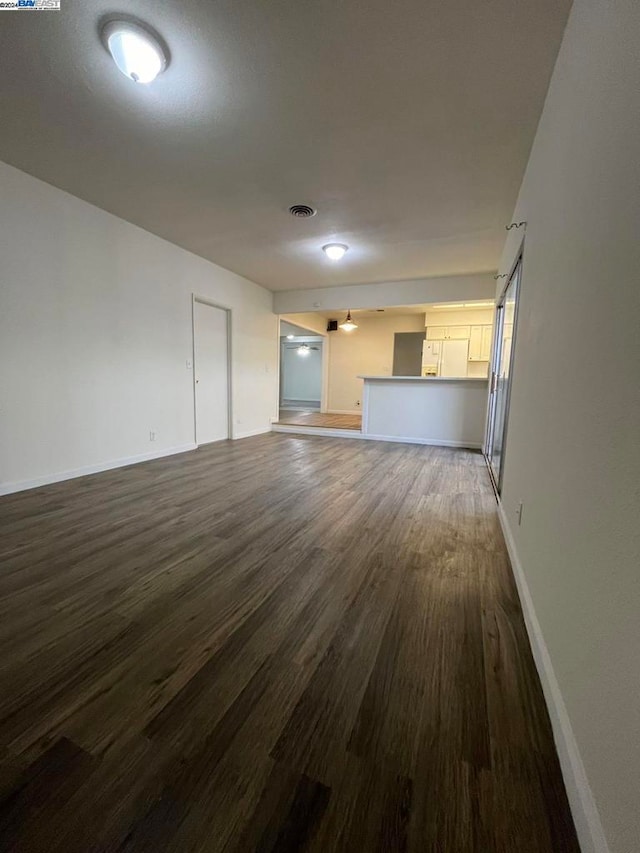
(485, 256), (522, 491)
(192, 297), (231, 446)
(276, 319), (361, 431)
(280, 334), (323, 413)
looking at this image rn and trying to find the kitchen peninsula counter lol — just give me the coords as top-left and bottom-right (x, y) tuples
(358, 375), (488, 447)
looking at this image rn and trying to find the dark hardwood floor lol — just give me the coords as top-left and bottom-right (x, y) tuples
(0, 433), (579, 852)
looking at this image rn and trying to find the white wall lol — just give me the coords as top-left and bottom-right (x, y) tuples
(280, 320), (313, 337)
(495, 2), (640, 852)
(327, 314), (426, 413)
(424, 307), (494, 327)
(280, 312), (328, 336)
(280, 340), (322, 403)
(273, 273), (495, 314)
(0, 162), (278, 494)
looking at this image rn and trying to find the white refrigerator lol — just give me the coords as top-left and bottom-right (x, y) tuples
(440, 339), (469, 377)
(422, 339), (469, 377)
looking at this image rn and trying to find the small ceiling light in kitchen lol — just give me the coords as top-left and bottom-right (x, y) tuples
(102, 19), (168, 84)
(322, 243), (348, 261)
(339, 310), (358, 332)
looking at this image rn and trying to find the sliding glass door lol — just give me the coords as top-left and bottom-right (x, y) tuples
(486, 258), (521, 491)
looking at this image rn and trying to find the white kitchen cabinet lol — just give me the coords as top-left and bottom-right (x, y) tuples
(426, 325), (447, 341)
(447, 325), (471, 340)
(426, 325), (471, 341)
(480, 325), (492, 361)
(468, 325), (493, 361)
(468, 326), (482, 360)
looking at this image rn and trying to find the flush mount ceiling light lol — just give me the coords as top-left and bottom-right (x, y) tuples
(322, 243), (348, 261)
(339, 310), (358, 332)
(102, 19), (168, 84)
(286, 334), (295, 340)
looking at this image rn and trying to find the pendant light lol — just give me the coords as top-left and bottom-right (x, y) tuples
(339, 310), (358, 332)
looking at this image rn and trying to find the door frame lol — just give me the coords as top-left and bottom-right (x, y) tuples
(191, 294), (233, 446)
(484, 247), (524, 494)
(277, 318), (329, 421)
(279, 336), (324, 411)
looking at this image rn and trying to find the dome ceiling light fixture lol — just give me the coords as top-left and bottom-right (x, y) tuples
(322, 243), (348, 261)
(339, 310), (358, 332)
(102, 19), (168, 84)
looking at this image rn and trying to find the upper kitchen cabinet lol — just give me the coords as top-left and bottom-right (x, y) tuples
(425, 325), (471, 341)
(468, 325), (493, 361)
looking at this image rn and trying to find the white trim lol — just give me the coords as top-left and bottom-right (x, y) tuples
(278, 316), (330, 417)
(364, 434), (481, 448)
(272, 424), (363, 439)
(271, 424), (480, 448)
(282, 399), (320, 413)
(233, 426), (272, 440)
(361, 381), (369, 433)
(321, 333), (330, 414)
(0, 443), (197, 497)
(496, 499), (609, 853)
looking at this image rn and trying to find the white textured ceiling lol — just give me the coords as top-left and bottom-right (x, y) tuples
(0, 0), (571, 291)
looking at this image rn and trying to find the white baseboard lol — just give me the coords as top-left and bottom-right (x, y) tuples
(365, 433), (481, 449)
(271, 424), (480, 449)
(0, 443), (197, 497)
(497, 499), (609, 853)
(272, 424), (363, 439)
(233, 426), (272, 440)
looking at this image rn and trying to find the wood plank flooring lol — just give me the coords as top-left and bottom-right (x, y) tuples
(276, 410), (362, 430)
(0, 433), (579, 852)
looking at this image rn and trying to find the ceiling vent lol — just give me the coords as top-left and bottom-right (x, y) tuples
(289, 204), (316, 218)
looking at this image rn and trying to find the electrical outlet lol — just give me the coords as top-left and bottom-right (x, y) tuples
(149, 430), (156, 442)
(516, 501), (523, 526)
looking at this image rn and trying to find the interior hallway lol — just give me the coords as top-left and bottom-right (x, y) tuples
(0, 434), (578, 852)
